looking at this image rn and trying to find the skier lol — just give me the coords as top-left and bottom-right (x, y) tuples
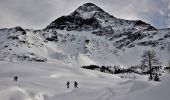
(74, 81), (78, 88)
(14, 76), (18, 81)
(66, 81), (70, 88)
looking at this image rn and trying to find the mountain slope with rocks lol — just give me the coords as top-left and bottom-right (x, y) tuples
(0, 3), (169, 66)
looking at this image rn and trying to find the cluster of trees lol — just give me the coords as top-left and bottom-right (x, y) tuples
(82, 65), (113, 74)
(164, 60), (170, 74)
(82, 49), (169, 82)
(140, 50), (161, 81)
(113, 66), (134, 74)
(82, 65), (134, 75)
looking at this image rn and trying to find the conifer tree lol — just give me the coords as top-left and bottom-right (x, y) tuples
(141, 50), (160, 80)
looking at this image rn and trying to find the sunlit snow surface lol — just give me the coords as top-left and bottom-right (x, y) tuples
(0, 62), (169, 100)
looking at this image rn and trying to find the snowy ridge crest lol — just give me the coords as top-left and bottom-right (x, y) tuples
(0, 3), (169, 66)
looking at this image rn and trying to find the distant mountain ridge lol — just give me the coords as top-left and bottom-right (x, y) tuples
(0, 3), (169, 66)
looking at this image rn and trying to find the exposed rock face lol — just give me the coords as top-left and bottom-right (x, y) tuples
(0, 3), (169, 66)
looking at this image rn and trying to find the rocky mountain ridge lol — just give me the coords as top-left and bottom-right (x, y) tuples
(0, 3), (169, 66)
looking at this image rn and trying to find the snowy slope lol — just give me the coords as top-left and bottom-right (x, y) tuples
(1, 62), (167, 100)
(0, 3), (169, 67)
(0, 3), (170, 100)
(107, 75), (170, 100)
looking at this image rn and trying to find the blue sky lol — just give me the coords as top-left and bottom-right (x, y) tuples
(0, 0), (170, 29)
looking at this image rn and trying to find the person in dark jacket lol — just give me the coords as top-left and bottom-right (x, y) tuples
(66, 81), (70, 88)
(74, 81), (78, 88)
(14, 76), (18, 81)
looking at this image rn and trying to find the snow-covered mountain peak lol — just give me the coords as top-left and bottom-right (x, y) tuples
(75, 3), (104, 13)
(46, 3), (156, 33)
(0, 3), (169, 66)
(46, 3), (118, 31)
(70, 3), (108, 19)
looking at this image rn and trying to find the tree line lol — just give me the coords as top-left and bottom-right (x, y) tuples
(82, 49), (170, 81)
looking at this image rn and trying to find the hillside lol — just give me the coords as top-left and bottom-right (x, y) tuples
(0, 3), (169, 66)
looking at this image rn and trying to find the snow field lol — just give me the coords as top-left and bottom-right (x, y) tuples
(0, 62), (168, 100)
